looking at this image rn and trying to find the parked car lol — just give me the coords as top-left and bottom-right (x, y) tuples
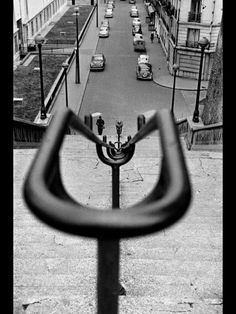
(132, 17), (141, 26)
(106, 3), (113, 10)
(133, 33), (144, 42)
(99, 26), (109, 38)
(131, 5), (137, 10)
(108, 0), (115, 7)
(104, 8), (113, 18)
(136, 62), (153, 80)
(129, 0), (136, 3)
(133, 37), (146, 52)
(132, 24), (142, 36)
(101, 19), (110, 30)
(138, 54), (150, 64)
(90, 53), (106, 71)
(130, 8), (139, 17)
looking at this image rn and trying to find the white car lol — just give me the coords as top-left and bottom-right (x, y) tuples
(107, 0), (115, 7)
(133, 33), (144, 43)
(106, 4), (113, 10)
(101, 19), (110, 30)
(105, 8), (113, 18)
(132, 17), (141, 25)
(130, 9), (139, 17)
(138, 54), (150, 64)
(99, 26), (109, 38)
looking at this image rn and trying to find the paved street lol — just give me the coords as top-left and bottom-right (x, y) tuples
(78, 0), (193, 135)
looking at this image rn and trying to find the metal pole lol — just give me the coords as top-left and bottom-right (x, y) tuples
(97, 165), (122, 314)
(97, 240), (119, 314)
(37, 43), (47, 120)
(192, 46), (205, 123)
(112, 165), (120, 209)
(171, 71), (177, 115)
(96, 1), (99, 28)
(75, 10), (80, 84)
(64, 69), (68, 108)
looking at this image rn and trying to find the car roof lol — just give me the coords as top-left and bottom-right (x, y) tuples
(134, 34), (143, 38)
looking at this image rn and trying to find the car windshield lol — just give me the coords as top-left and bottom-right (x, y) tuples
(139, 63), (151, 71)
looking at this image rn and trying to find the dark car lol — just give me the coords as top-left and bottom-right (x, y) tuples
(136, 62), (153, 80)
(90, 54), (106, 71)
(132, 24), (142, 36)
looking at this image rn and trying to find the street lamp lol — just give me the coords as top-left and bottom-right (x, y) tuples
(170, 63), (179, 117)
(192, 37), (209, 123)
(74, 7), (80, 84)
(35, 33), (47, 120)
(62, 62), (69, 108)
(96, 0), (99, 28)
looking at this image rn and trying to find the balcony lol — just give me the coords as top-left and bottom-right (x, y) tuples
(188, 11), (201, 23)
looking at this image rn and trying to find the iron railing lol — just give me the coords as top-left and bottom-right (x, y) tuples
(23, 108), (192, 313)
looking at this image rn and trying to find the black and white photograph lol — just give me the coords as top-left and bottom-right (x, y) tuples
(13, 0), (223, 313)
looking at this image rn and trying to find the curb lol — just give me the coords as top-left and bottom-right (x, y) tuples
(152, 77), (208, 91)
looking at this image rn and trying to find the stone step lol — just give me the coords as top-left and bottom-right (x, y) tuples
(14, 134), (222, 313)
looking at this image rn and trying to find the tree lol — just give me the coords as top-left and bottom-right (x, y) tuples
(201, 19), (223, 125)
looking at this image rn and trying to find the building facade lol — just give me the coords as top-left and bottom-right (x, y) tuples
(13, 0), (67, 63)
(149, 0), (222, 80)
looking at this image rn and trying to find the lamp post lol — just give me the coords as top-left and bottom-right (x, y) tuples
(96, 0), (99, 28)
(170, 63), (179, 117)
(62, 62), (69, 108)
(74, 7), (80, 84)
(192, 37), (209, 123)
(35, 33), (47, 120)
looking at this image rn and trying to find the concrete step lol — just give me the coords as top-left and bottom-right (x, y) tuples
(14, 134), (222, 313)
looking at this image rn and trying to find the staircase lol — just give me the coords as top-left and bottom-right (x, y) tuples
(14, 134), (222, 313)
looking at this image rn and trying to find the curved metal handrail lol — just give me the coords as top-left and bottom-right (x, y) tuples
(23, 107), (191, 239)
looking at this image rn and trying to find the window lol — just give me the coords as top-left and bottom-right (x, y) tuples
(35, 17), (38, 32)
(40, 14), (42, 28)
(31, 21), (34, 36)
(191, 0), (201, 14)
(14, 34), (19, 53)
(44, 9), (47, 23)
(188, 0), (201, 22)
(25, 25), (29, 40)
(186, 28), (200, 48)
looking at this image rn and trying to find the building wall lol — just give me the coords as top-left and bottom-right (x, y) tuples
(156, 0), (222, 80)
(13, 0), (67, 63)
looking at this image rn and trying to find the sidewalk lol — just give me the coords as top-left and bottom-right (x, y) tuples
(151, 43), (208, 91)
(48, 2), (107, 116)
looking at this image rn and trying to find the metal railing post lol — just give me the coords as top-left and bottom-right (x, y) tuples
(97, 240), (119, 314)
(97, 164), (122, 314)
(112, 165), (120, 209)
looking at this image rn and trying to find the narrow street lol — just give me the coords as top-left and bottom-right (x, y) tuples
(78, 0), (190, 136)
